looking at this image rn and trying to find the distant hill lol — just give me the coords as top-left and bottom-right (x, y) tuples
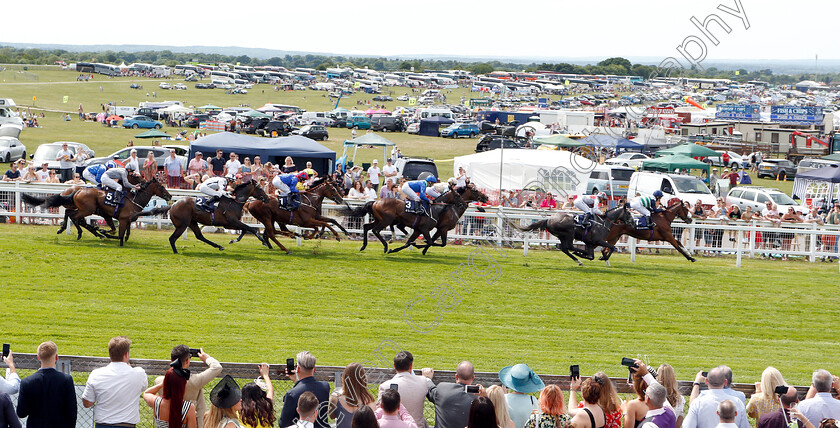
(2, 42), (840, 73)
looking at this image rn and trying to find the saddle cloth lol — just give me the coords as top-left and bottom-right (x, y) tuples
(404, 200), (423, 214)
(103, 189), (122, 208)
(195, 196), (215, 213)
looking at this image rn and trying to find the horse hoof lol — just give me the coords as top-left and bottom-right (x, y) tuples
(228, 240), (235, 244)
(577, 261), (583, 266)
(690, 258), (697, 262)
(285, 251), (291, 255)
(219, 247), (225, 251)
(604, 261), (611, 267)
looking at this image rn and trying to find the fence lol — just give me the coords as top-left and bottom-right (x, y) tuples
(1, 181), (839, 271)
(4, 353), (810, 427)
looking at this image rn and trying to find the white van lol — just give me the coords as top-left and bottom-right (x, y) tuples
(416, 107), (454, 120)
(628, 171), (716, 208)
(109, 105), (138, 117)
(0, 99), (24, 127)
(301, 111), (335, 126)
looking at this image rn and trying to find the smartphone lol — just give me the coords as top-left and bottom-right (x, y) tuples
(390, 383), (399, 391)
(189, 348), (200, 358)
(775, 385), (789, 395)
(621, 358), (638, 368)
(286, 358), (295, 374)
(702, 371), (708, 377)
(570, 365), (580, 381)
(465, 385), (480, 394)
(334, 372), (342, 390)
(2, 344), (9, 359)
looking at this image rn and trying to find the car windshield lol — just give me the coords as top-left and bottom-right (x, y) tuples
(672, 176), (711, 194)
(769, 193), (796, 205)
(611, 169), (634, 181)
(403, 163), (437, 179)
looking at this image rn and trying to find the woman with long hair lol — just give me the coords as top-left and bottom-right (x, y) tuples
(351, 405), (379, 428)
(348, 181), (365, 199)
(240, 363), (276, 428)
(206, 375), (242, 428)
(621, 371), (648, 428)
(330, 363), (376, 428)
(143, 151), (158, 181)
(569, 374), (607, 428)
(657, 364), (685, 427)
(142, 365), (197, 428)
(486, 385), (515, 428)
(571, 372), (621, 428)
(469, 396), (499, 428)
(746, 367), (786, 420)
(282, 156), (297, 174)
(524, 384), (567, 428)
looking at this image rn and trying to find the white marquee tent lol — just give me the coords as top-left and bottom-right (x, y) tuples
(453, 149), (595, 194)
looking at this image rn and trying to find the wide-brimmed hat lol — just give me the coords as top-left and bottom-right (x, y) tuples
(499, 363), (545, 393)
(210, 375), (241, 408)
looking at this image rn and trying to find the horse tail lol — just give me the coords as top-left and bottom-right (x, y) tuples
(507, 218), (548, 232)
(20, 193), (47, 207)
(23, 192), (75, 208)
(342, 201), (372, 218)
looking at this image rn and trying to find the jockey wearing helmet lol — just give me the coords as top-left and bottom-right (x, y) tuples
(272, 171), (308, 209)
(401, 175), (440, 217)
(197, 174), (232, 209)
(82, 161), (117, 186)
(100, 163), (139, 203)
(629, 190), (664, 228)
(574, 191), (608, 228)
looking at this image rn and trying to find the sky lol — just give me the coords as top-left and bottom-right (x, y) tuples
(2, 0), (836, 61)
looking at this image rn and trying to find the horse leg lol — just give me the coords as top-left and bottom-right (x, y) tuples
(371, 226), (390, 254)
(230, 230), (247, 244)
(189, 221), (225, 251)
(389, 229), (422, 254)
(169, 222), (188, 254)
(661, 232), (696, 262)
(422, 230), (446, 255)
(360, 222), (373, 251)
(599, 235), (622, 261)
(561, 237), (584, 266)
(265, 223), (289, 254)
(117, 219), (129, 247)
(227, 219), (268, 248)
(57, 209), (75, 234)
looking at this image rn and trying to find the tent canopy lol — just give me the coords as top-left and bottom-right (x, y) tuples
(616, 138), (644, 150)
(240, 110), (271, 118)
(656, 142), (719, 158)
(454, 148), (595, 193)
(642, 154), (710, 175)
(342, 132), (396, 164)
(579, 134), (619, 148)
(197, 104), (221, 110)
(533, 134), (586, 148)
(135, 129), (170, 139)
(796, 163), (840, 182)
(419, 116), (454, 137)
(189, 132), (336, 174)
(822, 153), (840, 162)
(160, 105), (194, 115)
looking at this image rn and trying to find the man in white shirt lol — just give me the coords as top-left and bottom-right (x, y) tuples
(683, 367), (749, 428)
(382, 159), (398, 182)
(714, 400), (739, 428)
(368, 160), (382, 191)
(82, 336), (148, 428)
(288, 391), (319, 428)
(0, 351), (20, 395)
(36, 163), (50, 182)
(364, 180), (378, 201)
(798, 370), (840, 425)
(379, 351), (433, 428)
(223, 153), (242, 177)
(55, 142), (75, 182)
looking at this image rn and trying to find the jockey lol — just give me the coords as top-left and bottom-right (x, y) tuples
(574, 191), (608, 227)
(629, 190), (664, 228)
(82, 161), (114, 186)
(100, 164), (138, 203)
(197, 175), (231, 209)
(401, 175), (439, 216)
(273, 171), (308, 208)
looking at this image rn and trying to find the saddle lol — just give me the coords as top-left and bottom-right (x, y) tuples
(196, 196), (217, 213)
(279, 194), (300, 211)
(404, 200), (430, 216)
(574, 214), (587, 228)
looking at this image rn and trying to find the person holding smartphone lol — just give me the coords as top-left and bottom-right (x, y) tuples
(154, 345), (223, 428)
(423, 361), (485, 428)
(0, 348), (19, 396)
(279, 351), (331, 428)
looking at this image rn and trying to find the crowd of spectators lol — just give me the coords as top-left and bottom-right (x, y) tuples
(3, 342), (840, 428)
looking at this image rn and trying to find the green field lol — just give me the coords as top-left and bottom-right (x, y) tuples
(1, 223), (837, 386)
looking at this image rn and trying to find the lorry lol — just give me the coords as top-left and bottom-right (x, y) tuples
(108, 105), (138, 117)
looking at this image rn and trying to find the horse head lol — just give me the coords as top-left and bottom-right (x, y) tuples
(459, 184), (489, 203)
(669, 200), (692, 224)
(606, 202), (634, 225)
(152, 178), (172, 201)
(324, 179), (345, 204)
(234, 179), (269, 203)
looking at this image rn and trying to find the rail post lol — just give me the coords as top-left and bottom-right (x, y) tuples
(629, 237), (636, 263)
(809, 223), (817, 263)
(735, 229), (743, 268)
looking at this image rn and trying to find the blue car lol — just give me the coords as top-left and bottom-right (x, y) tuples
(122, 115), (163, 129)
(441, 123), (479, 138)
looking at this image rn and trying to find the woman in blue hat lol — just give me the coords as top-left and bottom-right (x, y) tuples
(499, 364), (544, 428)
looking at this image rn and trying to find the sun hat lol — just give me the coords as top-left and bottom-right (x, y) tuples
(210, 375), (241, 408)
(499, 363), (545, 393)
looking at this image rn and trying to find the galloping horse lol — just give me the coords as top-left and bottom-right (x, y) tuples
(167, 179), (270, 254)
(53, 173), (143, 240)
(233, 177), (348, 252)
(599, 201), (696, 263)
(23, 178), (172, 246)
(509, 204), (633, 266)
(343, 189), (462, 254)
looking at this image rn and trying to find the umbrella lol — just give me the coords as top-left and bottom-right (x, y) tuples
(197, 104), (221, 110)
(533, 134), (587, 148)
(656, 142), (719, 158)
(642, 154), (710, 175)
(135, 129), (170, 139)
(105, 115), (122, 122)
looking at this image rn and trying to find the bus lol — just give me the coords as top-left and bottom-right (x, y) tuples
(174, 65), (200, 75)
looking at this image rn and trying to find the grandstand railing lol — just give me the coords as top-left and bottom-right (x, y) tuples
(1, 182), (838, 271)
(5, 353), (812, 427)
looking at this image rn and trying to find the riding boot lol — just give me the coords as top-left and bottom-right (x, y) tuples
(647, 215), (656, 228)
(202, 196), (218, 210)
(422, 200), (431, 218)
(114, 190), (124, 205)
(582, 212), (592, 228)
(291, 193), (300, 209)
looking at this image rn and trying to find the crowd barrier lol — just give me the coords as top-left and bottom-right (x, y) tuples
(4, 352), (811, 427)
(1, 181), (838, 272)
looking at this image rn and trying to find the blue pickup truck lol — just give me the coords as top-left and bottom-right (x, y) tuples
(440, 123), (480, 138)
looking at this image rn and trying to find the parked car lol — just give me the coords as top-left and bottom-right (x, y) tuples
(370, 116), (405, 132)
(136, 108), (163, 120)
(397, 95), (409, 101)
(441, 123), (480, 138)
(31, 142), (95, 170)
(757, 158), (797, 180)
(585, 165), (635, 198)
(394, 157), (438, 181)
(725, 186), (806, 214)
(185, 114), (210, 128)
(372, 95), (393, 101)
(86, 146), (184, 171)
(406, 123), (420, 134)
(796, 158), (839, 177)
(293, 125), (329, 141)
(173, 83), (187, 90)
(346, 116), (372, 130)
(195, 83), (215, 89)
(475, 135), (524, 152)
(604, 152), (651, 169)
(122, 115), (163, 129)
(705, 150), (748, 169)
(244, 117), (271, 134)
(258, 121), (293, 137)
(628, 171), (716, 208)
(159, 82), (171, 89)
(129, 83), (142, 90)
(0, 124), (25, 162)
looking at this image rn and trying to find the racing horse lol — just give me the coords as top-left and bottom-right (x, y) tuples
(508, 204), (633, 266)
(52, 173), (143, 240)
(343, 189), (462, 254)
(599, 200), (696, 263)
(23, 178), (172, 246)
(167, 179), (270, 254)
(232, 177), (348, 252)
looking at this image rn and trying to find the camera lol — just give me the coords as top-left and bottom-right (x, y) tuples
(775, 385), (789, 395)
(702, 371), (708, 377)
(189, 348), (200, 358)
(390, 383), (399, 391)
(286, 358), (295, 375)
(621, 358), (638, 369)
(2, 344), (9, 360)
(570, 365), (580, 381)
(465, 385), (480, 394)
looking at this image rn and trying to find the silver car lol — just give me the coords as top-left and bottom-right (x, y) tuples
(31, 142), (95, 170)
(725, 186), (806, 215)
(0, 124), (25, 162)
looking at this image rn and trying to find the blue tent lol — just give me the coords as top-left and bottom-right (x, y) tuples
(419, 116), (455, 137)
(189, 132), (336, 175)
(579, 134), (619, 148)
(616, 138), (644, 150)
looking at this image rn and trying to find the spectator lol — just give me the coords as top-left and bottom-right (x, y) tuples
(747, 367), (786, 420)
(189, 152), (208, 178)
(279, 351), (331, 428)
(66, 172), (85, 184)
(351, 406), (378, 428)
(568, 374), (607, 428)
(224, 153), (242, 177)
(639, 383), (676, 428)
(330, 363), (376, 428)
(143, 152), (158, 181)
(368, 160), (382, 191)
(757, 387), (814, 428)
(383, 159), (398, 182)
(380, 179), (396, 199)
(712, 366), (746, 405)
(523, 383), (567, 428)
(55, 142), (75, 182)
(252, 156), (263, 180)
(81, 336), (148, 428)
(657, 364), (686, 427)
(125, 149), (140, 173)
(290, 391), (320, 428)
(683, 367), (749, 428)
(539, 193), (557, 210)
(348, 181), (366, 199)
(570, 372), (622, 428)
(455, 167), (468, 190)
(803, 207), (824, 225)
(379, 351), (432, 428)
(46, 170), (60, 183)
(210, 150), (226, 177)
(206, 375), (242, 428)
(424, 361), (483, 428)
(240, 363), (276, 428)
(722, 168), (739, 189)
(154, 346), (223, 428)
(22, 166), (38, 182)
(716, 400), (739, 428)
(2, 160), (20, 182)
(377, 389), (419, 428)
(282, 156), (297, 174)
(486, 385), (514, 428)
(0, 390), (19, 428)
(622, 370), (650, 428)
(36, 163), (50, 182)
(15, 341), (76, 428)
(164, 149), (185, 188)
(468, 397), (498, 428)
(500, 363), (542, 428)
(143, 363), (197, 428)
(799, 370), (840, 424)
(73, 147), (90, 175)
(241, 157), (253, 181)
(364, 180), (378, 201)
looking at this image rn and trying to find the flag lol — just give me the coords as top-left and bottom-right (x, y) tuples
(408, 97), (416, 105)
(564, 79), (570, 85)
(62, 96), (68, 103)
(735, 70), (740, 75)
(464, 100), (470, 108)
(354, 81), (360, 88)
